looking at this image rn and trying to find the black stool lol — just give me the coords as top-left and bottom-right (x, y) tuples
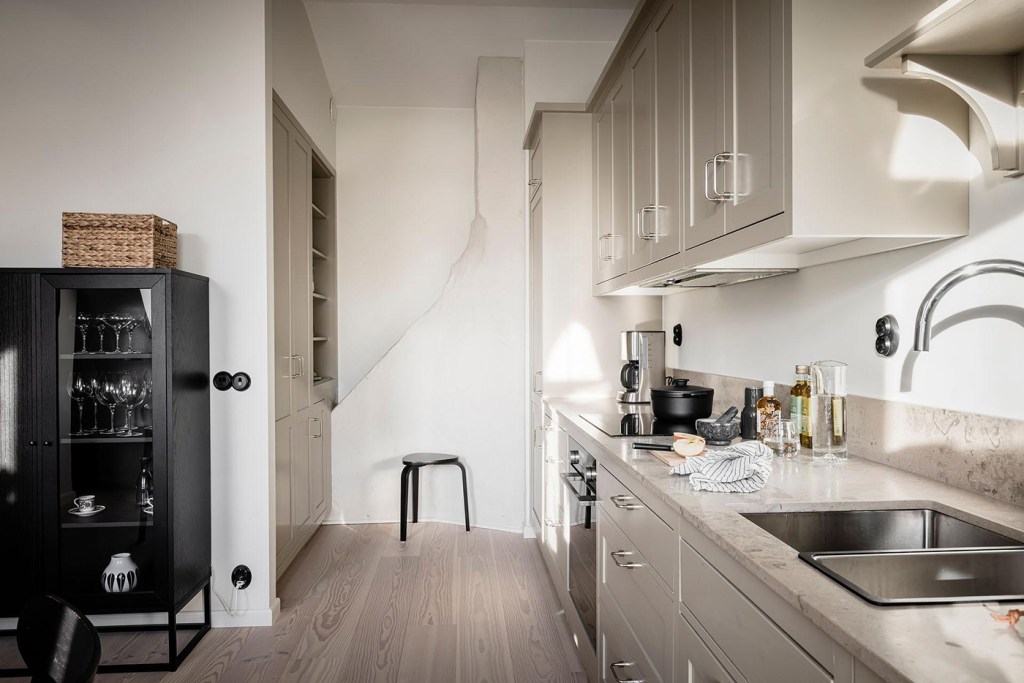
(400, 453), (470, 542)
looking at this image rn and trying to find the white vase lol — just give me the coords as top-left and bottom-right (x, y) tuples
(101, 553), (139, 593)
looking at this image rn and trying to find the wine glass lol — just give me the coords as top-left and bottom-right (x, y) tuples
(75, 313), (92, 353)
(115, 372), (147, 437)
(79, 374), (99, 432)
(124, 316), (142, 353)
(93, 374), (119, 435)
(95, 314), (116, 353)
(111, 315), (134, 353)
(66, 372), (90, 436)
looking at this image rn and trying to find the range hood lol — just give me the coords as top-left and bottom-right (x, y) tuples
(637, 267), (797, 289)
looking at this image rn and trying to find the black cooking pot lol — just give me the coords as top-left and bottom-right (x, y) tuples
(650, 378), (714, 422)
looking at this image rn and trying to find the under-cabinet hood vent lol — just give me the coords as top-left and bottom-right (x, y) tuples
(639, 268), (797, 289)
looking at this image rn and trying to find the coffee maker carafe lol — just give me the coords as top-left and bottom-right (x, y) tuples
(617, 331), (665, 404)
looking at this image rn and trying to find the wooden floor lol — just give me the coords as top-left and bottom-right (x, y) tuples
(1, 523), (586, 683)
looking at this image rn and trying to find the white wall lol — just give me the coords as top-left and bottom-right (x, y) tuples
(0, 0), (274, 625)
(524, 39), (617, 116)
(272, 0), (336, 165)
(335, 106), (476, 397)
(305, 1), (631, 107)
(663, 114), (1024, 422)
(329, 58), (527, 532)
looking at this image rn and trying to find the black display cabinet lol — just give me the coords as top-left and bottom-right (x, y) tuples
(0, 268), (211, 673)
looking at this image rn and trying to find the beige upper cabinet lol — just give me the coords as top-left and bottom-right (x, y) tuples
(593, 100), (620, 284)
(687, 0), (785, 248)
(592, 0), (968, 295)
(610, 73), (632, 280)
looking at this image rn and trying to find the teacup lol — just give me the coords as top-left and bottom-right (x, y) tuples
(74, 495), (96, 512)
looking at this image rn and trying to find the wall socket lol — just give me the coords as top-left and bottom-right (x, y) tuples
(231, 564), (252, 590)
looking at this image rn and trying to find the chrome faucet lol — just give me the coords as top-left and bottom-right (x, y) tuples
(914, 259), (1024, 351)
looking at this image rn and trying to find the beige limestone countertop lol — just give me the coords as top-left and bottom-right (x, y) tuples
(543, 397), (1024, 683)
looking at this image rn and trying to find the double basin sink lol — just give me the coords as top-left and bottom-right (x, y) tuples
(742, 508), (1024, 605)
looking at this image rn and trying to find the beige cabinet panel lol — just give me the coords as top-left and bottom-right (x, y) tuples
(529, 191), (543, 394)
(726, 0), (786, 233)
(288, 133), (312, 416)
(629, 36), (655, 271)
(651, 0), (684, 264)
(686, 0), (728, 249)
(275, 420), (292, 556)
(530, 399), (544, 530)
(290, 413), (311, 531)
(610, 73), (632, 277)
(529, 138), (543, 199)
(594, 102), (620, 284)
(272, 115), (292, 422)
(675, 611), (737, 683)
(599, 593), (663, 683)
(309, 404), (327, 519)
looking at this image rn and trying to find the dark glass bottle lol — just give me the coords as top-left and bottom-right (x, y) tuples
(740, 386), (763, 440)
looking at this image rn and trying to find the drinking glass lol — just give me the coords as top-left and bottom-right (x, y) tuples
(96, 314), (117, 354)
(112, 315), (134, 353)
(115, 373), (147, 437)
(811, 360), (848, 461)
(75, 313), (92, 353)
(764, 418), (799, 458)
(124, 317), (142, 353)
(93, 374), (119, 435)
(66, 372), (91, 436)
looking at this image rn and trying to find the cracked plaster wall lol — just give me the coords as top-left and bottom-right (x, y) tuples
(328, 58), (527, 531)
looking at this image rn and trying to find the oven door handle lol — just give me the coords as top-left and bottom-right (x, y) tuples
(560, 473), (596, 506)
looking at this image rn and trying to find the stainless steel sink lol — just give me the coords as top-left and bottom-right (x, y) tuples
(742, 508), (1024, 605)
(802, 548), (1024, 605)
(741, 508), (1021, 553)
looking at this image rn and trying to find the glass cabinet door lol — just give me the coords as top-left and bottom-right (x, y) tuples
(41, 275), (167, 611)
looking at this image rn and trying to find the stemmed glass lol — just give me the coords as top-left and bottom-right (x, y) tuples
(66, 372), (91, 436)
(75, 314), (92, 354)
(112, 315), (134, 353)
(93, 374), (119, 435)
(115, 372), (147, 437)
(124, 316), (142, 353)
(95, 314), (115, 353)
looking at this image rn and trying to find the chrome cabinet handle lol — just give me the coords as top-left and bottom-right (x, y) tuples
(309, 417), (323, 439)
(609, 494), (645, 510)
(533, 370), (543, 394)
(636, 205), (657, 240)
(704, 157), (718, 202)
(528, 178), (541, 187)
(599, 233), (614, 262)
(713, 152), (736, 200)
(287, 355), (301, 379)
(610, 661), (644, 683)
(610, 550), (645, 569)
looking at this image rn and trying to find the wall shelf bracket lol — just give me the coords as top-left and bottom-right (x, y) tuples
(901, 53), (1022, 177)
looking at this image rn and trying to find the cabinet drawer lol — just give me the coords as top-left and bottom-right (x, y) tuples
(601, 514), (673, 681)
(679, 539), (831, 683)
(600, 594), (662, 683)
(676, 611), (737, 683)
(600, 465), (677, 591)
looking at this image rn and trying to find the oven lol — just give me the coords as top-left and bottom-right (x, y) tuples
(561, 437), (597, 649)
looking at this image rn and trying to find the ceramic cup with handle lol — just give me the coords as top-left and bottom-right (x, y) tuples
(73, 495), (96, 512)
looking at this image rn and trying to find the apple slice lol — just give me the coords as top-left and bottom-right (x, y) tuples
(672, 434), (706, 457)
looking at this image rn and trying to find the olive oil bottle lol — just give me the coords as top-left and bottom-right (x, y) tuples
(756, 381), (782, 441)
(791, 365), (812, 448)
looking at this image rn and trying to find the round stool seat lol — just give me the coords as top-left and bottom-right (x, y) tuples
(402, 453), (459, 466)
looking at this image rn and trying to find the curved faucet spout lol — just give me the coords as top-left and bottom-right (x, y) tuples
(914, 259), (1024, 352)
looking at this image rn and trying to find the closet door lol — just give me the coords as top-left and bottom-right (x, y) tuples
(272, 112), (292, 421)
(651, 0), (684, 264)
(288, 131), (313, 416)
(629, 36), (655, 272)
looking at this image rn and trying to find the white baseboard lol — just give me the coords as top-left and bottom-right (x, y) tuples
(522, 525), (537, 539)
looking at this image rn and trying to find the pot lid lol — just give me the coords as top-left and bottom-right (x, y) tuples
(651, 377), (714, 398)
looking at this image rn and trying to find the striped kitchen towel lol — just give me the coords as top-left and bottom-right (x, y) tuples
(669, 440), (773, 493)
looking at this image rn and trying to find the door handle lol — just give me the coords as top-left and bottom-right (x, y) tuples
(713, 152), (736, 200)
(309, 417), (322, 439)
(610, 550), (645, 569)
(637, 205), (657, 240)
(609, 494), (645, 510)
(610, 661), (644, 683)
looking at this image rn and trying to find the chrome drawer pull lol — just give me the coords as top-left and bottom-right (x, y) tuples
(610, 660), (644, 683)
(610, 550), (644, 569)
(610, 494), (645, 510)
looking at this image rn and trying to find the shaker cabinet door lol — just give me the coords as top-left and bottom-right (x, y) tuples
(0, 273), (41, 616)
(273, 113), (292, 422)
(629, 35), (655, 271)
(651, 0), (685, 264)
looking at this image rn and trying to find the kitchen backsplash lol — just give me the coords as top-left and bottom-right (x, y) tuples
(670, 368), (1024, 507)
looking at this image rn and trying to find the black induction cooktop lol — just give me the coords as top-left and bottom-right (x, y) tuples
(581, 411), (697, 437)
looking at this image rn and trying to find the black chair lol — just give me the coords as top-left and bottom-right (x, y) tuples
(17, 594), (101, 683)
(399, 453), (470, 542)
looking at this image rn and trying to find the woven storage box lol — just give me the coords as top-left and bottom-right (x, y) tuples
(62, 212), (177, 268)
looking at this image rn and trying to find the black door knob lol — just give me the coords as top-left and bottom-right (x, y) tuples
(42, 441), (53, 447)
(28, 440), (38, 446)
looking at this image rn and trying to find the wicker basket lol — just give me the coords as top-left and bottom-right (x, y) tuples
(62, 212), (177, 268)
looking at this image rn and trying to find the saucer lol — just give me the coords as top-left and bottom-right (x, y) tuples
(69, 505), (105, 517)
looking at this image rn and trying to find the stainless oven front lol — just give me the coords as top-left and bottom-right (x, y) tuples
(561, 438), (597, 649)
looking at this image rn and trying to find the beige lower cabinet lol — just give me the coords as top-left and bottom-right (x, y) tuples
(275, 399), (332, 577)
(675, 610), (736, 683)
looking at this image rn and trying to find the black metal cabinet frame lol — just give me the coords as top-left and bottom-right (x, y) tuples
(0, 268), (212, 674)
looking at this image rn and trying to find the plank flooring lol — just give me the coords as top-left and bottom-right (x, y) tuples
(0, 523), (585, 683)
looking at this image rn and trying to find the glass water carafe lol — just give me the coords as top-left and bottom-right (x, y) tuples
(810, 360), (847, 461)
